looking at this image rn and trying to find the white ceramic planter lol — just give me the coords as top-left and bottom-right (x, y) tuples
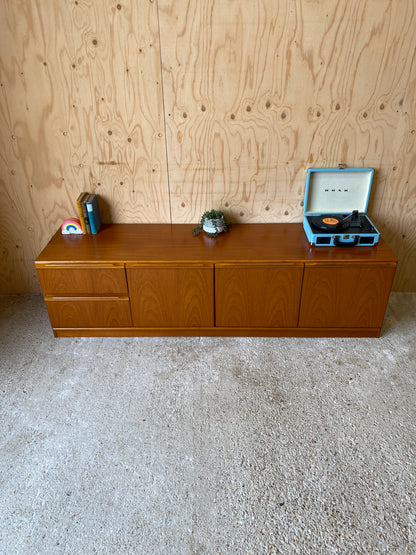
(202, 218), (226, 235)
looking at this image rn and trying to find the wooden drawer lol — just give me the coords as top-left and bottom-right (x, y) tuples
(45, 298), (132, 328)
(37, 264), (128, 296)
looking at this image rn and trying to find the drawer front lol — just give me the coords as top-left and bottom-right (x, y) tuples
(45, 298), (132, 328)
(37, 265), (128, 296)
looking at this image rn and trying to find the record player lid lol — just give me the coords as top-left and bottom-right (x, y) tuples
(303, 167), (374, 215)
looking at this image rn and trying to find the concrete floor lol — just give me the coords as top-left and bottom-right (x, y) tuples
(0, 293), (415, 555)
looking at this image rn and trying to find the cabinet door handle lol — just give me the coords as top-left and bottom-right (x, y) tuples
(333, 235), (359, 247)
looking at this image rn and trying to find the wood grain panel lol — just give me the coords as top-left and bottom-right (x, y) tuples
(369, 45), (416, 291)
(45, 298), (132, 328)
(158, 0), (416, 223)
(37, 265), (128, 296)
(1, 0), (416, 292)
(299, 263), (397, 328)
(0, 0), (169, 293)
(127, 265), (214, 327)
(36, 223), (397, 266)
(215, 264), (304, 328)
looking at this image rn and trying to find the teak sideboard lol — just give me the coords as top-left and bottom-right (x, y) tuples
(35, 223), (397, 337)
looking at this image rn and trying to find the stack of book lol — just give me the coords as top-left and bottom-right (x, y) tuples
(76, 192), (102, 234)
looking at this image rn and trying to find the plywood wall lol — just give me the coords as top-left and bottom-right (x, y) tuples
(1, 0), (415, 293)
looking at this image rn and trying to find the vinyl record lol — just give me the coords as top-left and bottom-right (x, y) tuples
(309, 215), (350, 231)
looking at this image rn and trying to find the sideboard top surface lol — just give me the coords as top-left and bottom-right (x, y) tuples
(35, 223), (397, 265)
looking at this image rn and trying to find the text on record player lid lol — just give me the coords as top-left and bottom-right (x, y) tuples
(304, 167), (374, 215)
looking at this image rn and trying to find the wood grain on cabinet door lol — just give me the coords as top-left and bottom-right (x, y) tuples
(299, 263), (397, 328)
(215, 264), (304, 327)
(127, 264), (214, 327)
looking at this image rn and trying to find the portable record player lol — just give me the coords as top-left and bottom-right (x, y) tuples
(303, 167), (380, 246)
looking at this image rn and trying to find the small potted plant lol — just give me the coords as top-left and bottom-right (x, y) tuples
(192, 209), (231, 238)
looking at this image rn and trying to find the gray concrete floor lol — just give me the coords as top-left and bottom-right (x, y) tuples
(0, 293), (415, 555)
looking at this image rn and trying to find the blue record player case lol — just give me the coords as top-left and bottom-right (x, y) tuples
(303, 167), (380, 247)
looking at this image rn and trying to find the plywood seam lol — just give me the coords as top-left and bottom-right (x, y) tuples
(156, 0), (173, 224)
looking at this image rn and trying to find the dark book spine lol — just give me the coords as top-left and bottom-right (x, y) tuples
(81, 197), (91, 233)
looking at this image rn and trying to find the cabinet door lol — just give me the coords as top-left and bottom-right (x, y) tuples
(215, 264), (304, 327)
(299, 263), (396, 328)
(127, 264), (214, 327)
